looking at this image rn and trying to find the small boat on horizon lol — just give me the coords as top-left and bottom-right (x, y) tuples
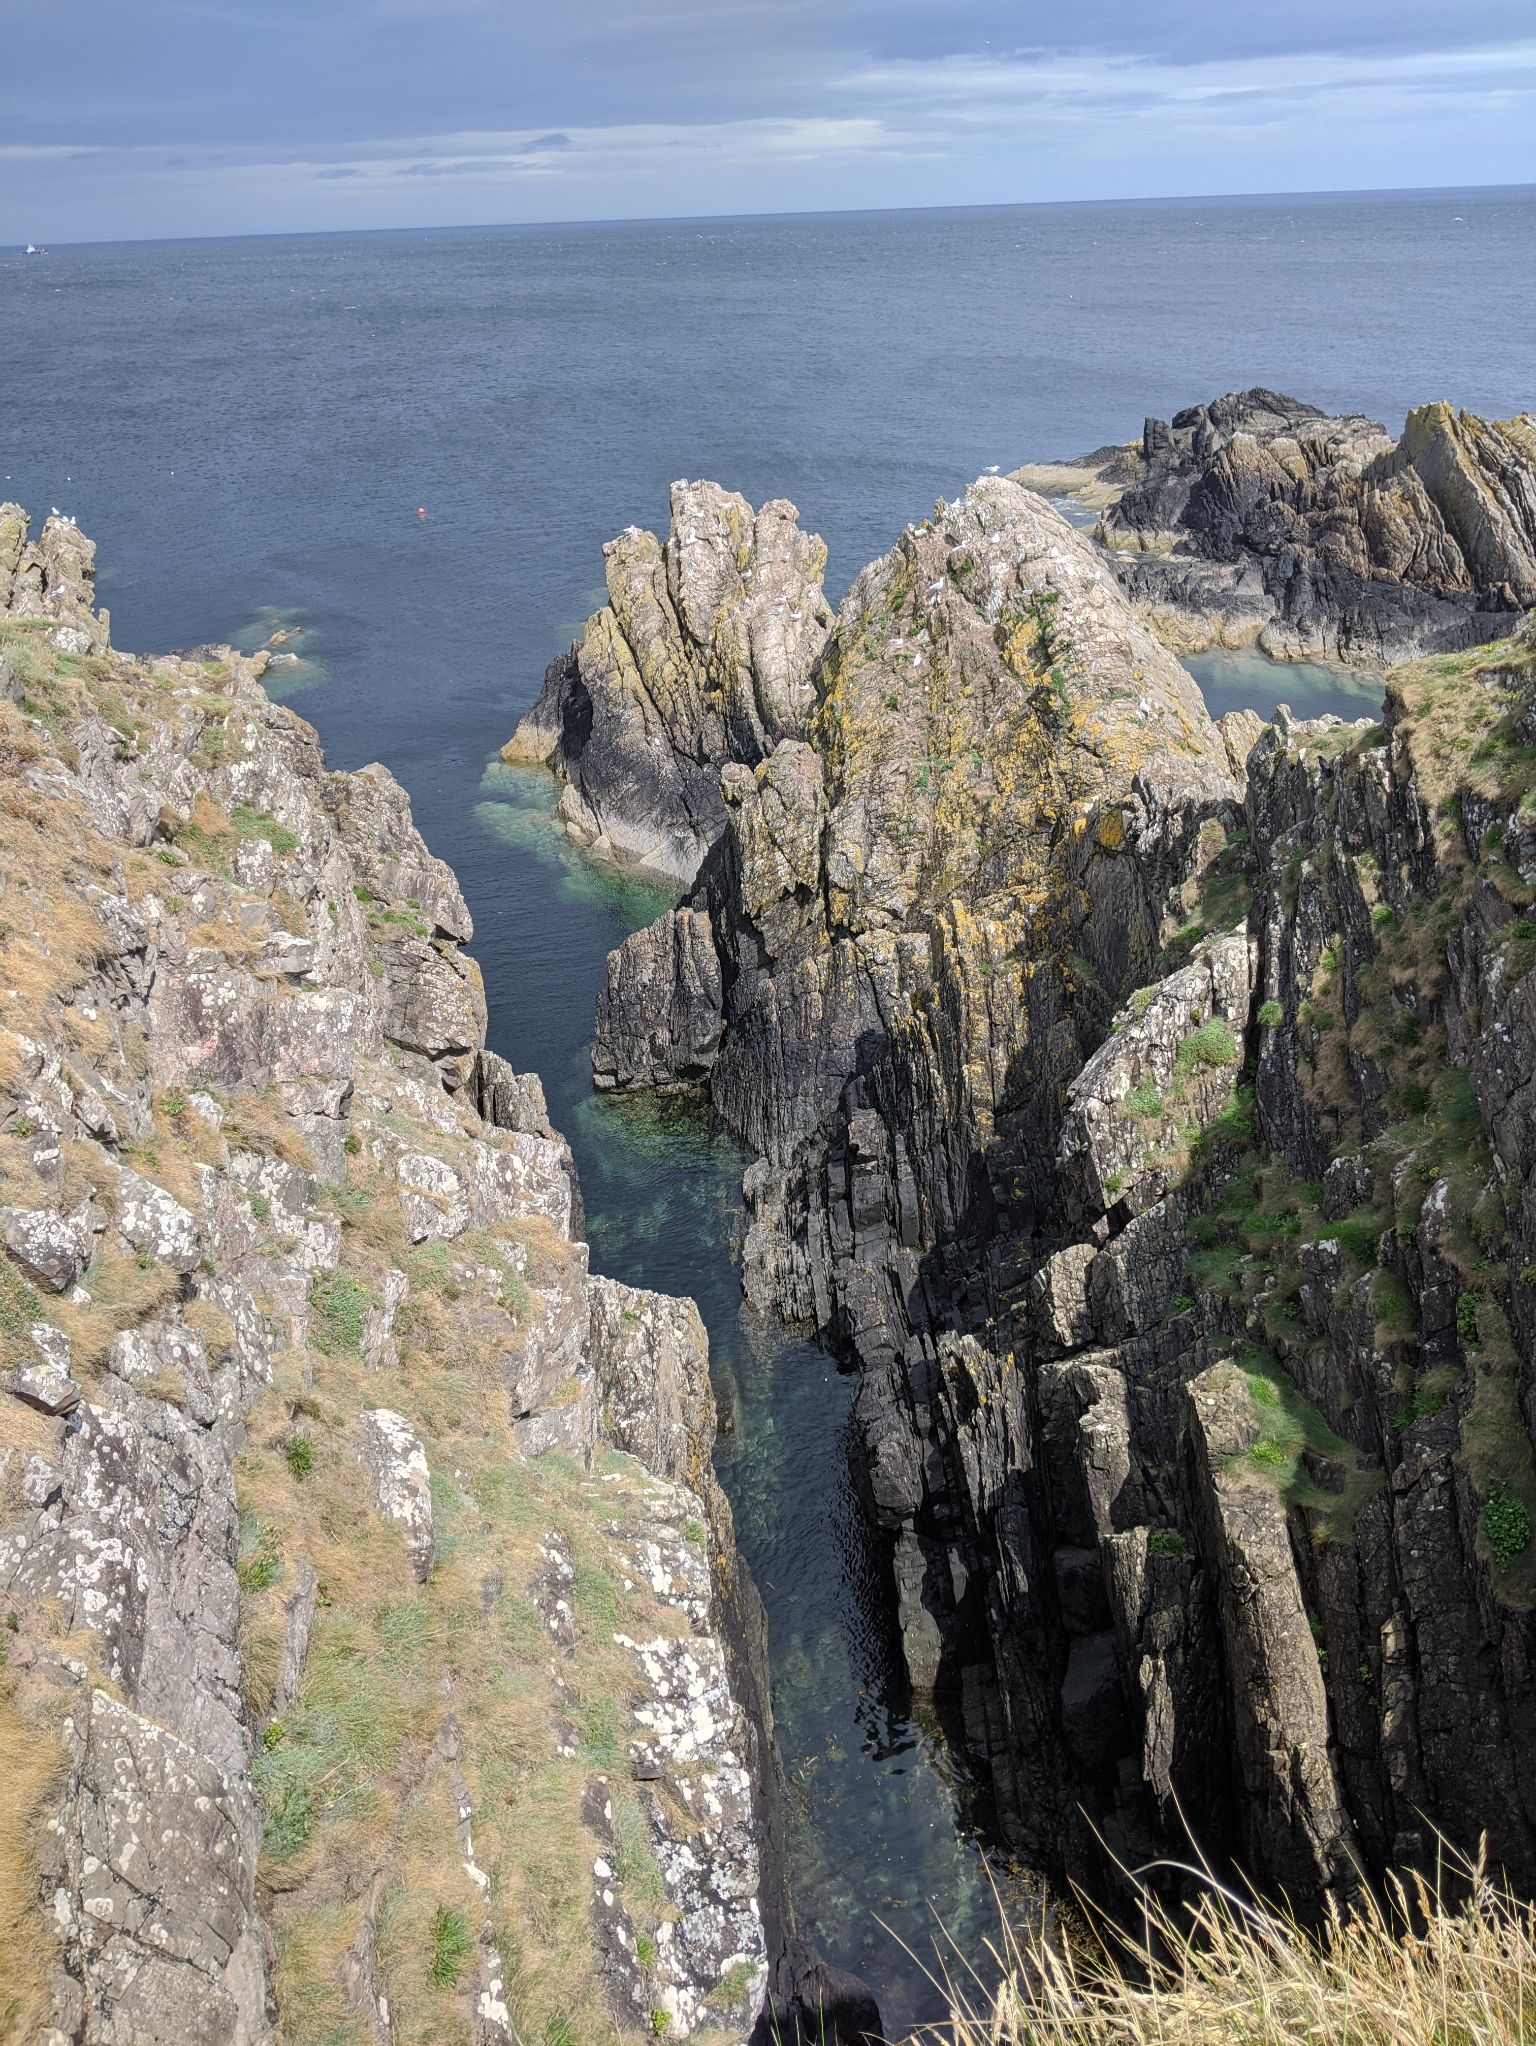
(25, 243), (46, 255)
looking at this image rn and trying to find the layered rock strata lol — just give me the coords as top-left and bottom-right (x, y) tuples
(1014, 387), (1536, 665)
(563, 463), (1536, 1919)
(0, 507), (772, 2045)
(504, 480), (833, 882)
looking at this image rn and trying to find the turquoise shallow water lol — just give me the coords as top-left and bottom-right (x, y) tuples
(1183, 646), (1387, 726)
(4, 188), (1531, 2030)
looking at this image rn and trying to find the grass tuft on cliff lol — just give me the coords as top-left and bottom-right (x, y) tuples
(930, 1845), (1536, 2045)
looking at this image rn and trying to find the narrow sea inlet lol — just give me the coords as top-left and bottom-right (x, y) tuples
(470, 619), (1382, 2028)
(4, 196), (1526, 2036)
(478, 761), (1019, 2032)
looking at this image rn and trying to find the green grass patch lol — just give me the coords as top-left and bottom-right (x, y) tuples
(1484, 1482), (1532, 1572)
(232, 804), (299, 856)
(0, 1258), (43, 1359)
(1175, 1017), (1240, 1076)
(1331, 1208), (1386, 1271)
(253, 1608), (421, 1859)
(1125, 1077), (1163, 1120)
(1239, 1352), (1383, 1541)
(428, 1905), (475, 1989)
(237, 1512), (284, 1592)
(1371, 1268), (1419, 1338)
(310, 1270), (370, 1353)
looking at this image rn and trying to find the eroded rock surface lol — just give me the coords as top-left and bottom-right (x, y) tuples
(579, 450), (1536, 1921)
(0, 503), (772, 2044)
(1015, 388), (1536, 664)
(505, 481), (833, 882)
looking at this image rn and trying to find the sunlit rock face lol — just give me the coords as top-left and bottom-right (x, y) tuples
(1016, 387), (1536, 665)
(584, 452), (1536, 1919)
(0, 503), (770, 2045)
(505, 479), (833, 883)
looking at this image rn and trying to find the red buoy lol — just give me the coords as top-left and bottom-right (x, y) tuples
(417, 506), (426, 519)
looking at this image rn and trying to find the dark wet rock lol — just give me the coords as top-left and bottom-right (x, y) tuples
(773, 1939), (883, 2046)
(1016, 389), (1536, 664)
(593, 908), (724, 1092)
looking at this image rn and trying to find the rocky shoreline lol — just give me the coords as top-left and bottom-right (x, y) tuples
(0, 507), (803, 2044)
(509, 447), (1536, 1921)
(1015, 387), (1536, 667)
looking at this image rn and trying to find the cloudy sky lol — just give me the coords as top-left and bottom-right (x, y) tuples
(6, 0), (1535, 243)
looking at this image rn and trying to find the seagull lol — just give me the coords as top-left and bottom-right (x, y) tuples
(983, 465), (1000, 474)
(927, 579), (945, 594)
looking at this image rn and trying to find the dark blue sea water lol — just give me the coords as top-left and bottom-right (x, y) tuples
(4, 187), (1533, 2034)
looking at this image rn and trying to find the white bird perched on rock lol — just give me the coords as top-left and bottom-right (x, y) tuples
(927, 578), (945, 594)
(983, 465), (1001, 474)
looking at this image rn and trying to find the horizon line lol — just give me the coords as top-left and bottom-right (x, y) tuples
(9, 176), (1534, 254)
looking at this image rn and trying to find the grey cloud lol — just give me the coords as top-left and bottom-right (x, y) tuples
(2, 0), (1533, 238)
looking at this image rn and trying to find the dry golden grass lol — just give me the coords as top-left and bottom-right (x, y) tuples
(0, 1588), (73, 2046)
(49, 1240), (184, 1373)
(223, 1089), (316, 1172)
(243, 1171), (741, 2041)
(1387, 631), (1536, 861)
(0, 1671), (65, 2044)
(0, 1393), (60, 1472)
(232, 1220), (693, 2046)
(921, 1846), (1536, 2046)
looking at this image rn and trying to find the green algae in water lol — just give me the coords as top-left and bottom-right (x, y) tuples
(575, 1092), (740, 1260)
(547, 583), (614, 653)
(475, 758), (678, 929)
(231, 605), (328, 699)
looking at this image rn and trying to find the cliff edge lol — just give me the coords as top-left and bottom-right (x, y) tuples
(0, 508), (773, 2046)
(548, 457), (1536, 1920)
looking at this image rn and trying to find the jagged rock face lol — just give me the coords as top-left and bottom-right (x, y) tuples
(585, 452), (1536, 1919)
(504, 481), (833, 882)
(1014, 389), (1536, 664)
(0, 502), (109, 654)
(957, 625), (1536, 1908)
(589, 475), (1252, 1864)
(0, 505), (770, 2044)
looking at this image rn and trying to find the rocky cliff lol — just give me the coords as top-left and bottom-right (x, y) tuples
(543, 467), (1536, 1919)
(1015, 388), (1536, 666)
(0, 507), (776, 2046)
(504, 481), (833, 884)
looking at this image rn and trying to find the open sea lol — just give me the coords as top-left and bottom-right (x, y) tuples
(4, 185), (1533, 2032)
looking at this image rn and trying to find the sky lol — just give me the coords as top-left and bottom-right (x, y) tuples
(4, 1), (1536, 244)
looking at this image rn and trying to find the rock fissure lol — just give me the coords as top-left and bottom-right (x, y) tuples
(524, 453), (1536, 1926)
